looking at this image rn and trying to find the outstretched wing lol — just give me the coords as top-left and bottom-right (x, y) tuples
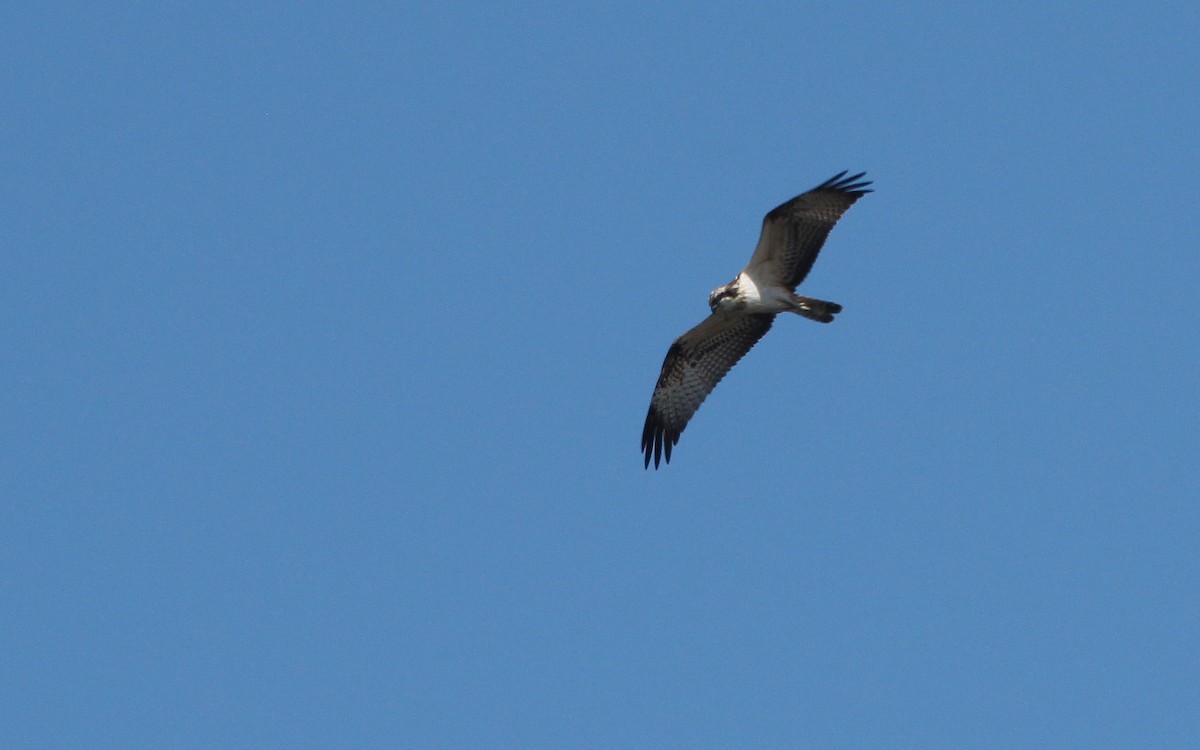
(745, 171), (872, 289)
(642, 312), (775, 469)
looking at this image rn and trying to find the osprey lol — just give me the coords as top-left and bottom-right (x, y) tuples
(641, 171), (871, 469)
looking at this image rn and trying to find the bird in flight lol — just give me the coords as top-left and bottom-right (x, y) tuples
(641, 171), (871, 469)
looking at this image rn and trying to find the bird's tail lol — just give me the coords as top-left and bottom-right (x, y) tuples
(789, 295), (842, 323)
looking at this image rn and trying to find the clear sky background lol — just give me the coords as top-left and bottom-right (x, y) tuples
(3, 2), (1198, 747)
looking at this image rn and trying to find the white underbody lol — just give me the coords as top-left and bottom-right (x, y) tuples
(712, 270), (797, 314)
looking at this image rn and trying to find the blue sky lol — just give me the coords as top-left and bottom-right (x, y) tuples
(3, 2), (1199, 747)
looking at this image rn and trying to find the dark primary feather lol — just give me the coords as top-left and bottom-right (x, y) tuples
(641, 313), (775, 469)
(747, 171), (872, 289)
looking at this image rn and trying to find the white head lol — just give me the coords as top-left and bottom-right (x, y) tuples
(708, 279), (740, 312)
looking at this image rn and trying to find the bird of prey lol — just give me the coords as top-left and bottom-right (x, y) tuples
(641, 171), (871, 469)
